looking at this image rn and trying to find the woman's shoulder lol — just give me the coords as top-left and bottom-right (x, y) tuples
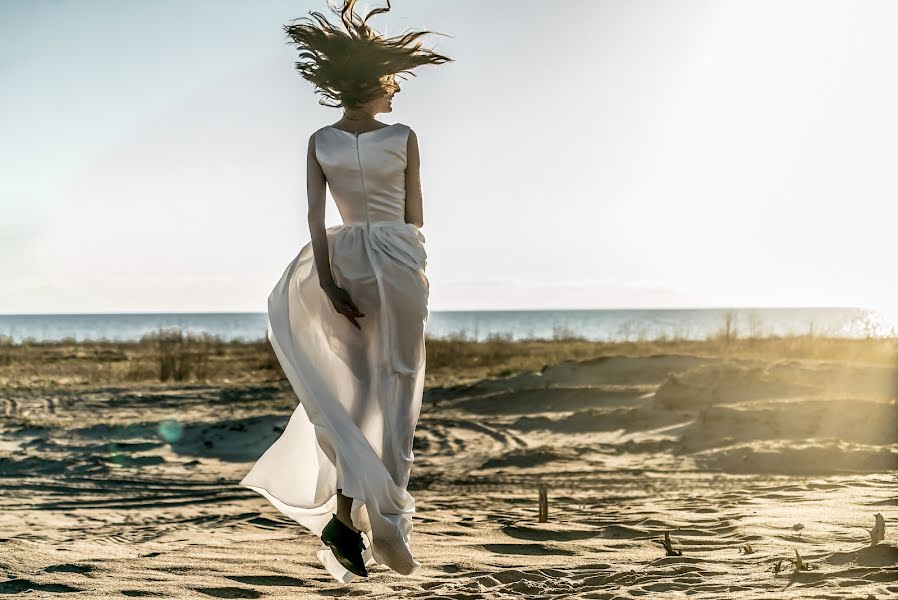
(308, 123), (414, 142)
(312, 122), (412, 133)
(308, 123), (414, 151)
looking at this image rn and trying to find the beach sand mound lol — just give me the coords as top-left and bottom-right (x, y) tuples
(679, 398), (898, 448)
(694, 441), (898, 474)
(1, 353), (896, 598)
(655, 360), (898, 410)
(654, 362), (815, 409)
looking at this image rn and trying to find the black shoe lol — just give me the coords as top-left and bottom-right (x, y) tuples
(321, 514), (369, 577)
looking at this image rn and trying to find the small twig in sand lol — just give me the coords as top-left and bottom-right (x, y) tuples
(654, 531), (682, 556)
(739, 544), (754, 554)
(790, 548), (815, 572)
(538, 483), (548, 523)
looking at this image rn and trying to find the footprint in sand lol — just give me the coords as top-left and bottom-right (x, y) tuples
(482, 543), (576, 556)
(225, 575), (305, 587)
(191, 587), (261, 599)
(42, 564), (94, 575)
(501, 524), (599, 542)
(0, 579), (83, 594)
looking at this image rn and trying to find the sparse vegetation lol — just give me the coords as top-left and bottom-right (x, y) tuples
(0, 330), (282, 389)
(0, 326), (895, 391)
(746, 310), (764, 344)
(717, 309), (738, 348)
(551, 325), (583, 341)
(140, 329), (219, 382)
(0, 335), (12, 366)
(423, 333), (898, 387)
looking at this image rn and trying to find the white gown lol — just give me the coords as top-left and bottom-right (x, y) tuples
(239, 122), (429, 583)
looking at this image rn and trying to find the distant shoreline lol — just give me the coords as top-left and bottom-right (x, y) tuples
(0, 307), (891, 344)
(0, 305), (870, 316)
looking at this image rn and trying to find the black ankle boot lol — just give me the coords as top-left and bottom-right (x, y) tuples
(321, 514), (368, 577)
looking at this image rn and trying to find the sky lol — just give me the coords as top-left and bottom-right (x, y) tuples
(2, 0), (898, 318)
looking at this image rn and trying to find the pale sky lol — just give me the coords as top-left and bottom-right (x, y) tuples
(2, 0), (898, 318)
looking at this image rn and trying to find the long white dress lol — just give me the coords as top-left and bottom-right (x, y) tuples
(239, 122), (429, 583)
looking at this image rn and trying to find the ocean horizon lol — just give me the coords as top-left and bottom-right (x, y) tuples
(0, 307), (892, 343)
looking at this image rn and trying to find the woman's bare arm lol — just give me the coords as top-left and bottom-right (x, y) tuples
(307, 133), (365, 329)
(307, 134), (334, 289)
(404, 129), (424, 228)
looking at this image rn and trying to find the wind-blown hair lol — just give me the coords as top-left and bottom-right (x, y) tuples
(283, 0), (452, 109)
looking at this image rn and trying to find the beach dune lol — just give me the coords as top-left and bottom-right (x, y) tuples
(0, 343), (896, 598)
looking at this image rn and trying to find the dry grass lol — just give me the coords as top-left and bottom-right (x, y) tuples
(0, 327), (894, 391)
(0, 333), (281, 390)
(424, 333), (898, 387)
(139, 329), (219, 382)
(0, 335), (11, 367)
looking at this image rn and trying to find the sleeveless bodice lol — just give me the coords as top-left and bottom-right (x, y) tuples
(314, 123), (411, 225)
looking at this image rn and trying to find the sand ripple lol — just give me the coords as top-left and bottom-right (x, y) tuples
(1, 355), (896, 598)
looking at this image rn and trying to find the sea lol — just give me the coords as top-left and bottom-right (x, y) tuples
(0, 307), (893, 343)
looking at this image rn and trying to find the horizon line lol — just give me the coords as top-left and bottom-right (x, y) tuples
(0, 305), (874, 318)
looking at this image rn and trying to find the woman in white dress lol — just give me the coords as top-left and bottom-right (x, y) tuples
(239, 0), (452, 584)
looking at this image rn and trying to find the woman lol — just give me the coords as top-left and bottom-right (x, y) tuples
(239, 0), (452, 584)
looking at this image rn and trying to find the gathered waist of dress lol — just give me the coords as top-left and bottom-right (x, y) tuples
(341, 220), (416, 229)
(327, 221), (425, 246)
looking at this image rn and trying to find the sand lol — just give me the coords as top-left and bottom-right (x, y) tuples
(1, 352), (896, 598)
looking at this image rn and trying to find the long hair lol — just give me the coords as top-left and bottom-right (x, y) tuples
(284, 0), (453, 109)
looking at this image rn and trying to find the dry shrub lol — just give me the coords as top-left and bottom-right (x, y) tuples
(255, 340), (281, 372)
(140, 328), (220, 382)
(0, 335), (11, 366)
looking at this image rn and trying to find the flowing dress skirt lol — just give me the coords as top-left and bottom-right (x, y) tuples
(239, 221), (429, 583)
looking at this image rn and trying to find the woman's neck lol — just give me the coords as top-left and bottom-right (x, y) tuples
(342, 110), (373, 121)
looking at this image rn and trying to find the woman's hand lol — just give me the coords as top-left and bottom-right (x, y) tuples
(322, 282), (365, 330)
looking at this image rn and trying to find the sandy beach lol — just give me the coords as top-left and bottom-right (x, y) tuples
(1, 338), (896, 598)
